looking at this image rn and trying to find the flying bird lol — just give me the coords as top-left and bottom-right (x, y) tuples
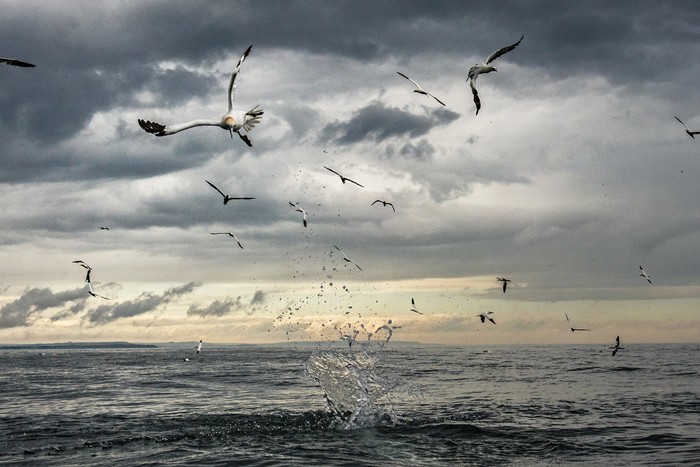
(294, 206), (308, 227)
(610, 335), (624, 356)
(0, 57), (35, 68)
(87, 282), (109, 300)
(477, 311), (496, 324)
(73, 260), (93, 283)
(196, 340), (203, 355)
(333, 245), (363, 271)
(99, 227), (109, 230)
(565, 313), (590, 332)
(138, 45), (263, 146)
(639, 266), (652, 284)
(410, 298), (423, 315)
(210, 232), (243, 249)
(674, 116), (700, 139)
(467, 35), (524, 115)
(205, 180), (255, 205)
(323, 166), (364, 188)
(496, 277), (511, 293)
(396, 72), (445, 106)
(371, 199), (395, 212)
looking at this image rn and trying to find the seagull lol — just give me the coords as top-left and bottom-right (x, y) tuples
(639, 266), (652, 284)
(210, 232), (243, 249)
(295, 207), (308, 228)
(323, 166), (364, 188)
(410, 298), (423, 315)
(0, 57), (35, 68)
(467, 35), (524, 115)
(196, 340), (203, 355)
(138, 45), (263, 146)
(99, 227), (109, 230)
(87, 282), (109, 300)
(610, 335), (624, 356)
(396, 72), (445, 106)
(333, 245), (363, 271)
(73, 261), (92, 283)
(674, 117), (700, 139)
(205, 180), (255, 205)
(565, 313), (590, 332)
(477, 311), (496, 324)
(371, 199), (395, 212)
(496, 277), (511, 293)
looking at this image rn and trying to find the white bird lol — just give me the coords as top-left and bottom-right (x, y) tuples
(674, 116), (700, 139)
(138, 45), (263, 146)
(477, 311), (496, 324)
(410, 298), (423, 315)
(610, 335), (624, 356)
(323, 166), (364, 188)
(206, 180), (255, 205)
(396, 72), (445, 106)
(467, 35), (523, 115)
(372, 199), (395, 212)
(196, 340), (203, 354)
(639, 266), (652, 284)
(565, 313), (590, 332)
(72, 260), (93, 283)
(296, 207), (308, 228)
(87, 282), (109, 300)
(0, 57), (35, 68)
(496, 277), (511, 293)
(210, 232), (243, 249)
(333, 245), (362, 271)
(184, 356), (190, 362)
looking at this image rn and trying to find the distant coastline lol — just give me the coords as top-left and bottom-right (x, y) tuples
(0, 341), (157, 350)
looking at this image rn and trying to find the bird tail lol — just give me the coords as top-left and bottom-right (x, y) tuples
(243, 105), (264, 132)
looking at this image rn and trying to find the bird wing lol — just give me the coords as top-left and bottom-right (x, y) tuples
(236, 241), (243, 249)
(612, 348), (618, 356)
(138, 119), (167, 136)
(372, 200), (381, 205)
(387, 202), (395, 212)
(0, 57), (35, 67)
(469, 79), (481, 115)
(488, 316), (496, 324)
(396, 71), (422, 90)
(479, 315), (485, 323)
(352, 261), (363, 271)
(228, 45), (253, 111)
(345, 178), (364, 188)
(675, 116), (690, 131)
(616, 336), (620, 346)
(484, 35), (524, 65)
(427, 93), (446, 106)
(228, 197), (256, 200)
(206, 180), (227, 198)
(324, 166), (342, 178)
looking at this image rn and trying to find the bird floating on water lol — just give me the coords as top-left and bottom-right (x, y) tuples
(210, 232), (243, 249)
(467, 35), (523, 115)
(205, 180), (255, 205)
(477, 311), (496, 324)
(396, 72), (445, 106)
(639, 266), (652, 284)
(184, 356), (190, 362)
(0, 57), (35, 68)
(610, 336), (624, 356)
(333, 245), (363, 271)
(410, 298), (423, 315)
(371, 199), (395, 212)
(138, 45), (263, 146)
(565, 313), (590, 332)
(496, 277), (511, 293)
(674, 117), (700, 139)
(323, 166), (364, 188)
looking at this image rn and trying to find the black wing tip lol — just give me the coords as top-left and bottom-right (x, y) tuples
(138, 118), (166, 136)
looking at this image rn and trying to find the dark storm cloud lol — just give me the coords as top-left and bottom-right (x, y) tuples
(321, 101), (460, 144)
(187, 290), (267, 318)
(382, 139), (437, 161)
(84, 281), (200, 325)
(0, 286), (86, 329)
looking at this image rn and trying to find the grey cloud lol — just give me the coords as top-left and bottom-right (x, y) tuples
(382, 139), (436, 161)
(0, 286), (86, 329)
(188, 290), (267, 318)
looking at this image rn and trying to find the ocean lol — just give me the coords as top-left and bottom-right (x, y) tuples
(1, 342), (698, 466)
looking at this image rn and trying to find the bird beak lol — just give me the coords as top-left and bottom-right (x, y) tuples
(229, 128), (233, 139)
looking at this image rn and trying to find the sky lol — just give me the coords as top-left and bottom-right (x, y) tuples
(2, 0), (700, 346)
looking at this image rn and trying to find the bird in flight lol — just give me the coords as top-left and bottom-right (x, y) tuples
(333, 245), (363, 271)
(477, 311), (496, 324)
(0, 57), (35, 68)
(372, 199), (395, 212)
(73, 261), (93, 283)
(138, 45), (263, 146)
(610, 335), (624, 356)
(205, 180), (255, 205)
(674, 117), (700, 139)
(99, 227), (109, 230)
(410, 298), (423, 315)
(196, 340), (203, 355)
(396, 72), (445, 106)
(639, 266), (652, 284)
(565, 313), (590, 332)
(496, 277), (511, 293)
(87, 282), (109, 300)
(323, 166), (364, 188)
(210, 232), (243, 249)
(467, 35), (523, 115)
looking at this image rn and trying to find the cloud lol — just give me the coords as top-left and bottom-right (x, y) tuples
(0, 286), (87, 329)
(188, 290), (267, 318)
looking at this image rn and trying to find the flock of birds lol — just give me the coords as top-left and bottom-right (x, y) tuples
(6, 32), (689, 358)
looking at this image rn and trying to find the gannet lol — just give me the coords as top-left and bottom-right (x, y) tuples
(496, 277), (511, 293)
(565, 313), (590, 332)
(184, 356), (190, 362)
(87, 282), (109, 300)
(205, 180), (255, 205)
(0, 57), (35, 68)
(477, 311), (496, 324)
(396, 72), (445, 106)
(210, 232), (243, 249)
(333, 245), (363, 271)
(323, 166), (364, 188)
(467, 35), (523, 115)
(610, 335), (624, 356)
(196, 340), (203, 354)
(371, 199), (395, 212)
(99, 227), (109, 230)
(73, 260), (92, 283)
(674, 117), (700, 139)
(639, 266), (652, 284)
(295, 206), (308, 227)
(410, 298), (423, 315)
(138, 45), (263, 146)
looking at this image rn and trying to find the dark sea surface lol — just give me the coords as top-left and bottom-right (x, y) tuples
(1, 342), (699, 466)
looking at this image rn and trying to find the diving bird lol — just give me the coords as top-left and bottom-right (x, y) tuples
(496, 277), (511, 293)
(73, 261), (92, 283)
(0, 57), (35, 68)
(396, 72), (445, 106)
(196, 340), (203, 355)
(477, 311), (496, 324)
(410, 298), (423, 315)
(639, 266), (652, 284)
(674, 116), (700, 139)
(565, 313), (590, 332)
(333, 245), (363, 271)
(323, 166), (364, 188)
(138, 45), (263, 146)
(371, 199), (395, 212)
(210, 232), (243, 249)
(467, 35), (524, 115)
(295, 206), (308, 227)
(87, 282), (109, 300)
(205, 180), (255, 205)
(610, 335), (624, 356)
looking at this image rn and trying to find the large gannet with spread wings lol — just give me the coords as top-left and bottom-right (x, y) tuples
(138, 45), (263, 147)
(467, 35), (523, 115)
(396, 72), (445, 106)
